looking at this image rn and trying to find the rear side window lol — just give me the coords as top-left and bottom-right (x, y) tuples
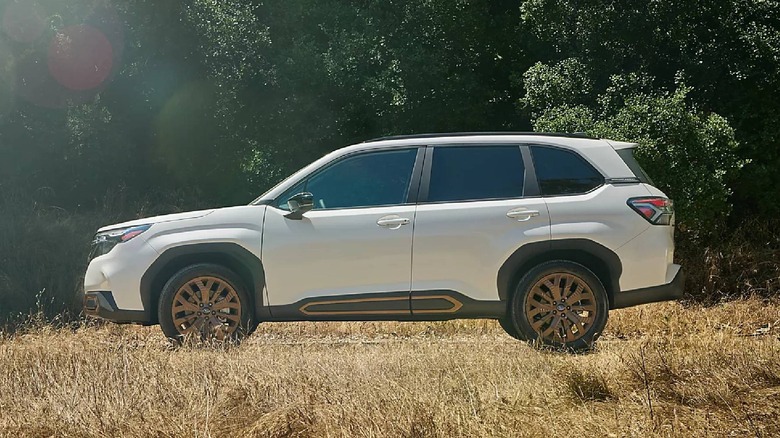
(427, 146), (525, 202)
(531, 146), (603, 196)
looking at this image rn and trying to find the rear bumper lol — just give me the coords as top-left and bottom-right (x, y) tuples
(83, 291), (151, 324)
(612, 267), (685, 309)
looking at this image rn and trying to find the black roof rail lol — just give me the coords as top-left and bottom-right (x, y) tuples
(362, 131), (598, 143)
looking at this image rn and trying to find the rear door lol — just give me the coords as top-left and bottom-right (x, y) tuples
(410, 145), (550, 312)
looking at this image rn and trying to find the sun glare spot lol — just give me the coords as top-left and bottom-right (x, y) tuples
(48, 25), (113, 91)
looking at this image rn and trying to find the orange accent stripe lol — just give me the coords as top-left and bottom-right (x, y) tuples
(411, 295), (464, 314)
(298, 295), (464, 316)
(299, 296), (408, 316)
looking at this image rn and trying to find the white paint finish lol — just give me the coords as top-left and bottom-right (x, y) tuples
(143, 205), (266, 259)
(86, 205), (267, 311)
(83, 237), (159, 310)
(97, 209), (215, 232)
(546, 185), (652, 251)
(261, 205), (416, 306)
(411, 198), (550, 301)
(615, 224), (677, 290)
(543, 182), (680, 291)
(605, 140), (639, 150)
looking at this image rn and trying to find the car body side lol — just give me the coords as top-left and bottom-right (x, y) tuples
(83, 135), (683, 324)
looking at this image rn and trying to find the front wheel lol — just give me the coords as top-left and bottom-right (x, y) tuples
(158, 263), (256, 343)
(507, 260), (609, 351)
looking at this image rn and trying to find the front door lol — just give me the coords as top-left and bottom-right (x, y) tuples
(261, 147), (422, 318)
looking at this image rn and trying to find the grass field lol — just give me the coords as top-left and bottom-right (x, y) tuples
(1, 299), (778, 437)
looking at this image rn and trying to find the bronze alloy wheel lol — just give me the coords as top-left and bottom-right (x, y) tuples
(524, 272), (597, 343)
(171, 276), (242, 340)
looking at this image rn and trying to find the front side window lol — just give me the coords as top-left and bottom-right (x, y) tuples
(531, 146), (604, 196)
(277, 148), (418, 210)
(427, 146), (525, 202)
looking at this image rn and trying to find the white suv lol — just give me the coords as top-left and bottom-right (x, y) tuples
(84, 133), (683, 349)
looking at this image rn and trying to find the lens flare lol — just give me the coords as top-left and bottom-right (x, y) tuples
(48, 24), (113, 91)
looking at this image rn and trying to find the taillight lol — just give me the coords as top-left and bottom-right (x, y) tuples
(627, 197), (674, 225)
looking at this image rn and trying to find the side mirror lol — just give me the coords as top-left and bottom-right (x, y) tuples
(285, 192), (314, 219)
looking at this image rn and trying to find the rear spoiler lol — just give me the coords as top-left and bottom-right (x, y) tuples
(606, 140), (639, 150)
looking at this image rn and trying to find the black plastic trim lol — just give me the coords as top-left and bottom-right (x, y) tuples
(497, 239), (623, 307)
(406, 147), (427, 204)
(417, 146), (434, 203)
(612, 268), (685, 309)
(268, 290), (505, 322)
(140, 243), (267, 323)
(363, 132), (597, 143)
(606, 177), (641, 185)
(83, 291), (150, 324)
(520, 145), (541, 197)
(411, 290), (506, 319)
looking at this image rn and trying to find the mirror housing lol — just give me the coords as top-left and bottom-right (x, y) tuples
(285, 192), (314, 219)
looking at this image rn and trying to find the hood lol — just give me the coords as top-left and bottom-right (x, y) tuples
(97, 209), (215, 232)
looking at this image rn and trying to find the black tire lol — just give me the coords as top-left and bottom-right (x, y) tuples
(158, 263), (257, 343)
(508, 260), (608, 351)
(498, 316), (527, 341)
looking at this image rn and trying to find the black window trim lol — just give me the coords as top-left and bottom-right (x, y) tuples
(528, 143), (606, 198)
(417, 143), (533, 205)
(270, 146), (426, 212)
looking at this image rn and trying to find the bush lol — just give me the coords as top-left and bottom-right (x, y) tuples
(0, 203), (97, 323)
(524, 62), (745, 236)
(0, 190), (209, 325)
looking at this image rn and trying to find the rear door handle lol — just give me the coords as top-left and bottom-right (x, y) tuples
(506, 208), (540, 222)
(377, 215), (410, 229)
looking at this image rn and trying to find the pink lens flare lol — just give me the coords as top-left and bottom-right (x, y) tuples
(48, 24), (113, 91)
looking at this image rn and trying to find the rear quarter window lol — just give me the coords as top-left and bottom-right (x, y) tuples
(531, 146), (604, 196)
(616, 148), (654, 185)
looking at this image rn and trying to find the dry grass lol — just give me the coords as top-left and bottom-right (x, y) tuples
(1, 299), (779, 437)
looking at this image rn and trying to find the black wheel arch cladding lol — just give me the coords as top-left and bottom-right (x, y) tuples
(497, 239), (622, 309)
(140, 243), (265, 323)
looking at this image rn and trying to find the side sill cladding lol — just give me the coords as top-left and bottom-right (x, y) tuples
(139, 243), (266, 323)
(268, 290), (505, 322)
(497, 239), (623, 308)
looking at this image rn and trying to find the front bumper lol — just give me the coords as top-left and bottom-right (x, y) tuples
(84, 291), (151, 324)
(612, 267), (685, 309)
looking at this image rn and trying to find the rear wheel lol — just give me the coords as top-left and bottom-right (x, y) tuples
(498, 316), (526, 341)
(508, 260), (608, 351)
(158, 263), (256, 343)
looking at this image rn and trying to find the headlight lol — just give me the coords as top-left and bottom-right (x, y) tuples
(88, 224), (152, 261)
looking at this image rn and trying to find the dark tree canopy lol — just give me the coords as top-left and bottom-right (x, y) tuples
(2, 0), (777, 225)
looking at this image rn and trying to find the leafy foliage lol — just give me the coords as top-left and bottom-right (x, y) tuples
(520, 0), (780, 216)
(527, 64), (744, 233)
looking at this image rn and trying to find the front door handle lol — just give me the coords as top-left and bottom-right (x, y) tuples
(506, 208), (540, 222)
(377, 215), (410, 229)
